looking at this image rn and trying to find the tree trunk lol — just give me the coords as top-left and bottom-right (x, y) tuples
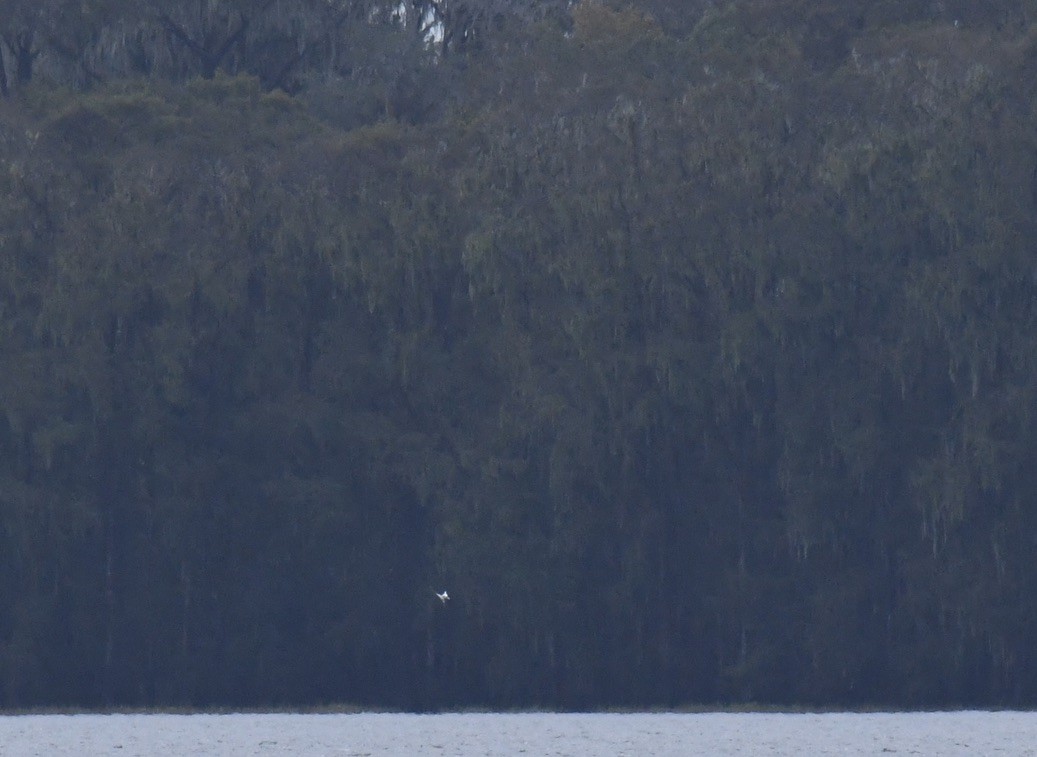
(0, 44), (9, 97)
(14, 32), (38, 86)
(102, 507), (116, 705)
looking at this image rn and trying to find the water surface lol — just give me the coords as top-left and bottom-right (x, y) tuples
(0, 710), (1033, 756)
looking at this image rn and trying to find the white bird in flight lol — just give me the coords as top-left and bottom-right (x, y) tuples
(436, 591), (450, 603)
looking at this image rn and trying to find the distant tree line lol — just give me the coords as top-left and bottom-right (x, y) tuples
(2, 0), (1037, 709)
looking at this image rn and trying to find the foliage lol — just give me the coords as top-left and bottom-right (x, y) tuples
(1, 0), (1037, 709)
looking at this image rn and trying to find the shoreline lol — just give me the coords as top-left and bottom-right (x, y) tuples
(1, 705), (1032, 717)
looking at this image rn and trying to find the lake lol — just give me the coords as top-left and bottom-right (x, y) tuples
(0, 710), (1034, 756)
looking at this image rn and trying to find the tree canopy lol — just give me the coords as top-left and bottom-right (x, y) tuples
(2, 0), (1037, 709)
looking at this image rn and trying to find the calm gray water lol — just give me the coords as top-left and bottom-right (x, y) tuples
(0, 711), (1034, 756)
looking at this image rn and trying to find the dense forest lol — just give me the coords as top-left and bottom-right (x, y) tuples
(2, 0), (1037, 710)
